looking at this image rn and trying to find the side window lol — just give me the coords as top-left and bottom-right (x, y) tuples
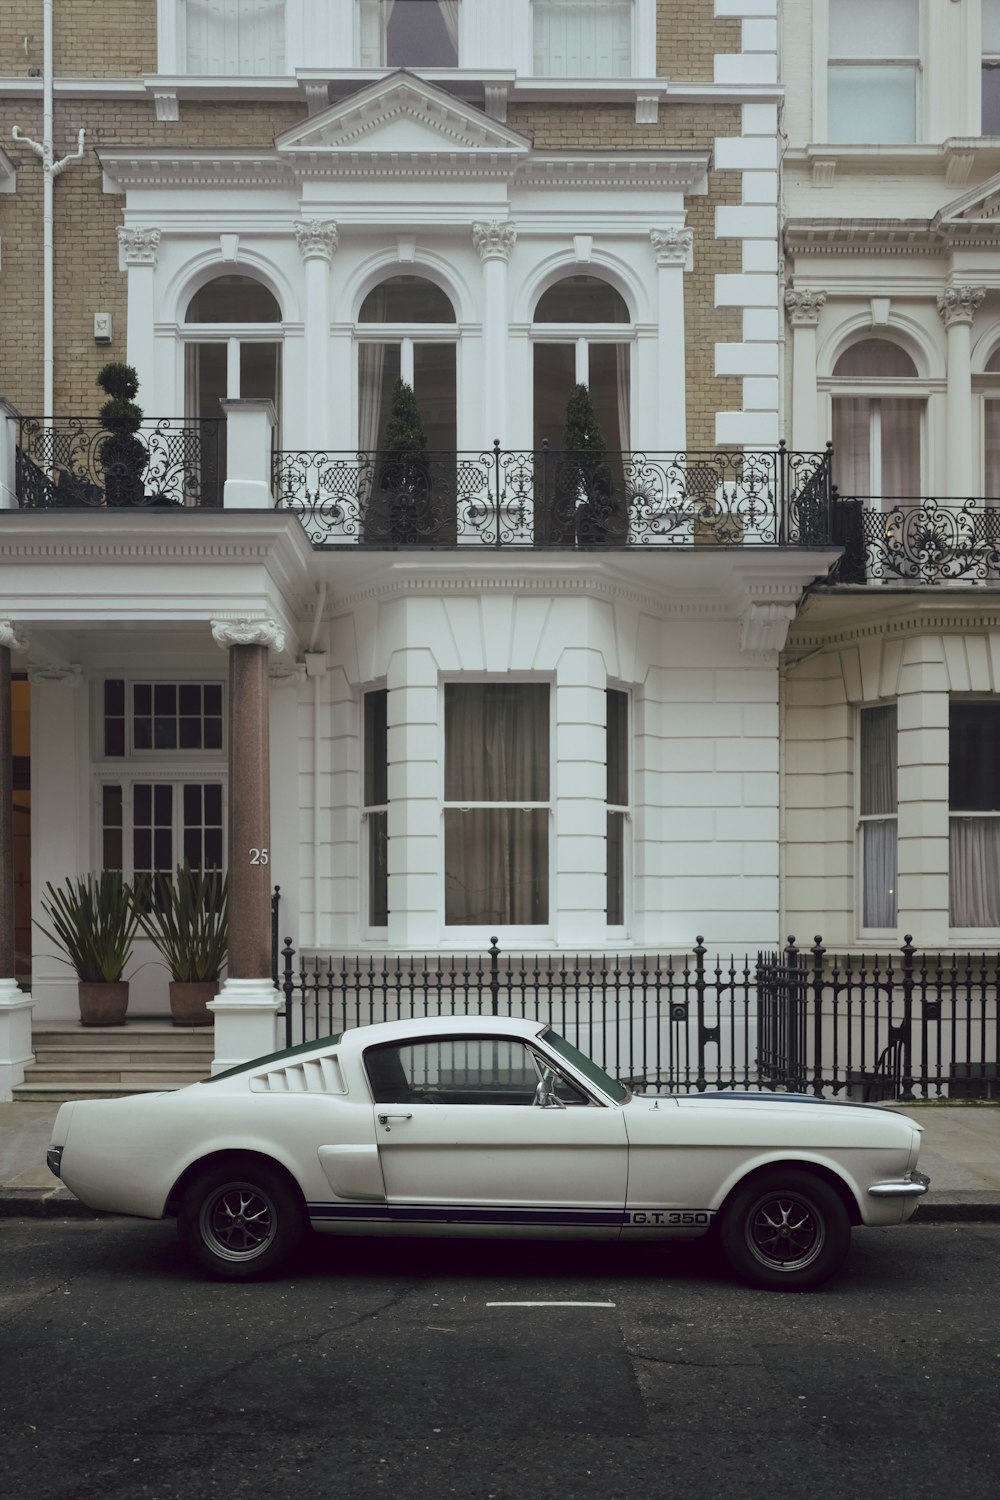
(949, 700), (1000, 927)
(364, 1037), (589, 1105)
(859, 704), (897, 929)
(827, 0), (919, 144)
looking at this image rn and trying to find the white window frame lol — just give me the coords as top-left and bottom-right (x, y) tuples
(948, 696), (1000, 935)
(357, 0), (461, 69)
(814, 0), (923, 145)
(439, 677), (554, 941)
(856, 702), (898, 937)
(98, 676), (227, 763)
(605, 684), (630, 934)
(530, 0), (635, 81)
(362, 685), (389, 935)
(96, 771), (228, 882)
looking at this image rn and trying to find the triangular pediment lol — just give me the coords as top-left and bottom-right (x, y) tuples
(275, 72), (531, 162)
(935, 169), (1000, 227)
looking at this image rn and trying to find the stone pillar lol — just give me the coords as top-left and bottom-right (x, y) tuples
(220, 399), (277, 509)
(117, 227), (161, 401)
(896, 635), (950, 947)
(294, 219), (338, 449)
(472, 221), (516, 444)
(0, 622), (33, 1101)
(209, 618), (286, 1071)
(0, 399), (21, 511)
(650, 227), (693, 452)
(937, 286), (986, 498)
(784, 288), (827, 453)
(553, 647), (608, 948)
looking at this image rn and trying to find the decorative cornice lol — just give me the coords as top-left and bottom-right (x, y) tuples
(937, 285), (987, 329)
(472, 220), (517, 263)
(294, 218), (339, 263)
(211, 618), (286, 653)
(269, 661), (307, 687)
(784, 287), (827, 327)
(650, 226), (694, 270)
(116, 225), (161, 267)
(0, 621), (27, 652)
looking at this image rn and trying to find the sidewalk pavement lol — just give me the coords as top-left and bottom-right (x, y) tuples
(1, 1097), (999, 1220)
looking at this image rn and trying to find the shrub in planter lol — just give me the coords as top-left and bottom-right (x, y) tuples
(137, 863), (228, 1027)
(556, 383), (615, 546)
(371, 379), (431, 543)
(97, 361), (148, 507)
(35, 872), (141, 1026)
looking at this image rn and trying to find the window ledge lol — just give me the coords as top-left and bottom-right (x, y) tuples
(787, 139), (1000, 186)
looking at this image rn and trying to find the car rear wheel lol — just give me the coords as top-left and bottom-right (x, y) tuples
(718, 1169), (851, 1292)
(177, 1158), (305, 1281)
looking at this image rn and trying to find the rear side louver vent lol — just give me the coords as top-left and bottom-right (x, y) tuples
(249, 1055), (346, 1094)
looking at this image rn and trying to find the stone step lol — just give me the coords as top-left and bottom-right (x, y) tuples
(31, 1047), (213, 1068)
(23, 1061), (211, 1083)
(14, 1024), (216, 1103)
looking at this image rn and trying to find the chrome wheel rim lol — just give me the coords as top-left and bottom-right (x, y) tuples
(745, 1191), (825, 1273)
(199, 1183), (278, 1263)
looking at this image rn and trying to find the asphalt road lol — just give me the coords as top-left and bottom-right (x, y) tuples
(1, 1218), (997, 1500)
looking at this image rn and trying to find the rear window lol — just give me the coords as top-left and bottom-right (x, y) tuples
(201, 1033), (344, 1083)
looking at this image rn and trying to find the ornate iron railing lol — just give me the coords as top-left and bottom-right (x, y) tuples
(15, 417), (223, 509)
(273, 441), (833, 548)
(271, 919), (998, 1098)
(832, 496), (1000, 585)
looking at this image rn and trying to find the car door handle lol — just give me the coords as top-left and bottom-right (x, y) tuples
(378, 1113), (413, 1131)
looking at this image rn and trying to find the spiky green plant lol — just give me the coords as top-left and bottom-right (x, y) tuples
(35, 872), (141, 983)
(137, 863), (228, 983)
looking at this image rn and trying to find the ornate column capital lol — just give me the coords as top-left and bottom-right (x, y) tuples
(472, 220), (517, 263)
(738, 599), (798, 656)
(294, 218), (339, 263)
(650, 227), (694, 270)
(211, 618), (286, 653)
(784, 287), (827, 327)
(0, 622), (27, 653)
(117, 226), (161, 267)
(937, 285), (987, 329)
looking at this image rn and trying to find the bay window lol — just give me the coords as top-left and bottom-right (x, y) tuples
(859, 704), (897, 930)
(950, 701), (1000, 927)
(443, 683), (550, 926)
(827, 0), (919, 144)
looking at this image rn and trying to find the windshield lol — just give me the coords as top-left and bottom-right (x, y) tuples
(542, 1029), (629, 1103)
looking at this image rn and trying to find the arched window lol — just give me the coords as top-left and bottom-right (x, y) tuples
(357, 275), (457, 455)
(532, 275), (631, 453)
(830, 337), (922, 498)
(183, 274), (282, 506)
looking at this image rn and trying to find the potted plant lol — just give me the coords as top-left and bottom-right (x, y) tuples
(97, 361), (148, 507)
(370, 378), (431, 543)
(557, 383), (615, 546)
(137, 863), (228, 1027)
(35, 872), (141, 1026)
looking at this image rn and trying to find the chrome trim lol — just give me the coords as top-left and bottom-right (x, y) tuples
(868, 1169), (930, 1199)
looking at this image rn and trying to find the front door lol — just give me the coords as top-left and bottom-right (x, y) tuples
(365, 1033), (628, 1237)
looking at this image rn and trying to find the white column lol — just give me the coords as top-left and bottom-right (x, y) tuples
(784, 288), (827, 453)
(385, 640), (440, 950)
(294, 219), (339, 448)
(220, 399), (277, 508)
(649, 228), (692, 452)
(472, 221), (517, 445)
(937, 286), (986, 498)
(896, 636), (950, 947)
(0, 622), (32, 1101)
(553, 647), (608, 948)
(117, 227), (161, 404)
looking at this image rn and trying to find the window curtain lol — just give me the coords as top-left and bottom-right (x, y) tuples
(358, 0), (394, 66)
(615, 345), (630, 452)
(950, 819), (1000, 926)
(533, 0), (632, 79)
(444, 685), (549, 925)
(437, 0), (459, 49)
(986, 401), (1000, 497)
(831, 398), (870, 495)
(861, 704), (897, 927)
(186, 0), (286, 75)
(879, 399), (921, 499)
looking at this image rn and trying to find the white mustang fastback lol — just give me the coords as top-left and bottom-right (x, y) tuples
(47, 1014), (929, 1291)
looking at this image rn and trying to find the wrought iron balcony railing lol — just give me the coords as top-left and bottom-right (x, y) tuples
(832, 496), (1000, 585)
(15, 417), (223, 510)
(273, 442), (834, 548)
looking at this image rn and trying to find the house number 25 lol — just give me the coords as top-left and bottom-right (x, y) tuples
(249, 848), (270, 865)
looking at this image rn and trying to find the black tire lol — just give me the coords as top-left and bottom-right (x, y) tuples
(177, 1157), (305, 1281)
(718, 1168), (851, 1292)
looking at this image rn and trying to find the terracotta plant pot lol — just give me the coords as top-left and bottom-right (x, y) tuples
(78, 981), (129, 1027)
(169, 980), (219, 1028)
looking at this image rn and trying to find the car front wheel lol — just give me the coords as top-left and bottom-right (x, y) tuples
(177, 1158), (305, 1281)
(718, 1169), (851, 1292)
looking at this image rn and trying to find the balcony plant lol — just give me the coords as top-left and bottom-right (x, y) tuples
(35, 872), (141, 1027)
(548, 383), (616, 546)
(97, 361), (148, 507)
(137, 863), (228, 1028)
(373, 378), (431, 543)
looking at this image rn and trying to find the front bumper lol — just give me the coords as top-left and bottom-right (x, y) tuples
(868, 1168), (931, 1200)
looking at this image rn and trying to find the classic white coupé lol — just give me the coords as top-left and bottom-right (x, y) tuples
(47, 1014), (929, 1291)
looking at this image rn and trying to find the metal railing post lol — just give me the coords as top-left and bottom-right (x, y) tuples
(489, 936), (500, 1016)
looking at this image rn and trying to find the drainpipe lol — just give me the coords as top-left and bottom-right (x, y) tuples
(12, 0), (85, 418)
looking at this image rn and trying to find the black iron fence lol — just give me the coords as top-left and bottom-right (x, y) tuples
(16, 416), (223, 509)
(273, 441), (833, 548)
(833, 496), (1000, 585)
(273, 926), (999, 1099)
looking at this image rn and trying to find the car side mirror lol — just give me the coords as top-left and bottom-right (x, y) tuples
(534, 1071), (567, 1108)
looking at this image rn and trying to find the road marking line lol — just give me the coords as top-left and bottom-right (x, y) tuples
(485, 1300), (616, 1308)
